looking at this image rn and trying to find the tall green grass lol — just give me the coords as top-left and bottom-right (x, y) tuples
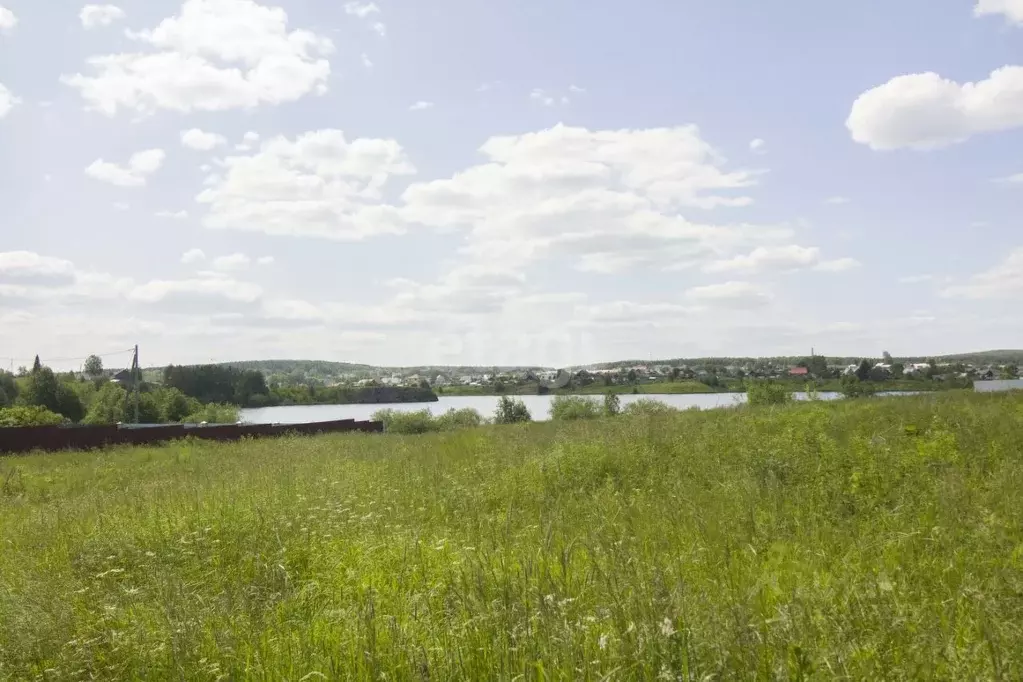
(2, 392), (1023, 679)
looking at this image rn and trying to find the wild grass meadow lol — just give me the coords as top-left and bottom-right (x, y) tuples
(2, 392), (1022, 680)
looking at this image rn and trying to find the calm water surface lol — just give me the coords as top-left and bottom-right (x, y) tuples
(241, 391), (855, 424)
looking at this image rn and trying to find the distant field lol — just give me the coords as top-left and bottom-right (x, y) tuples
(2, 392), (1022, 679)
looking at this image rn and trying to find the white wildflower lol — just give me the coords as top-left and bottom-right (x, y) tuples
(660, 616), (675, 637)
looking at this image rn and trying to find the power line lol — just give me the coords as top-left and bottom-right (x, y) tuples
(4, 347), (136, 365)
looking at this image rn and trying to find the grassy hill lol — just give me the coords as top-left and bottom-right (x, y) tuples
(3, 391), (1023, 678)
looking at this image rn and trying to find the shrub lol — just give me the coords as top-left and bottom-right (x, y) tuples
(435, 408), (484, 431)
(372, 409), (438, 435)
(603, 391), (621, 416)
(494, 396), (531, 424)
(622, 399), (680, 417)
(840, 376), (877, 399)
(182, 404), (240, 424)
(746, 380), (793, 406)
(0, 405), (65, 427)
(549, 395), (602, 421)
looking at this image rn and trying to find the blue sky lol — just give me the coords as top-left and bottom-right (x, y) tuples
(2, 0), (1023, 369)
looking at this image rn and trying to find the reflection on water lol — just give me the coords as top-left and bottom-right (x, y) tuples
(241, 391), (850, 424)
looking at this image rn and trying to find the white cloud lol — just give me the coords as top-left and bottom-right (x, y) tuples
(824, 195), (851, 204)
(848, 66), (1023, 150)
(684, 281), (772, 308)
(0, 82), (20, 118)
(155, 209), (189, 219)
(704, 245), (820, 273)
(749, 138), (766, 153)
(257, 256), (274, 265)
(941, 248), (1023, 298)
(569, 85), (586, 94)
(400, 123), (771, 273)
(530, 89), (556, 107)
(181, 128), (226, 150)
(409, 100), (434, 111)
(212, 253), (252, 271)
(62, 0), (334, 115)
(361, 52), (373, 69)
(372, 21), (386, 37)
(243, 131), (260, 143)
(80, 5), (125, 29)
(975, 0), (1023, 24)
(129, 276), (263, 304)
(814, 257), (861, 272)
(0, 5), (16, 32)
(0, 252), (76, 278)
(196, 128), (416, 240)
(85, 149), (165, 187)
(181, 248), (206, 264)
(344, 1), (380, 18)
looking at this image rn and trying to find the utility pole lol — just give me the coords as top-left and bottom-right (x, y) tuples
(132, 345), (140, 424)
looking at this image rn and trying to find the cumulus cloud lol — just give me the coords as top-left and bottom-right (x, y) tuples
(399, 123), (772, 272)
(684, 281), (772, 308)
(0, 251), (76, 279)
(704, 245), (820, 273)
(212, 253), (251, 271)
(749, 138), (766, 153)
(62, 0), (334, 115)
(196, 128), (416, 239)
(344, 1), (379, 18)
(975, 0), (1023, 23)
(181, 248), (206, 264)
(85, 149), (165, 187)
(155, 209), (188, 219)
(814, 257), (861, 272)
(371, 21), (386, 36)
(181, 128), (226, 150)
(129, 275), (263, 304)
(0, 5), (16, 31)
(0, 82), (19, 118)
(941, 248), (1023, 298)
(80, 4), (125, 29)
(847, 66), (1023, 150)
(409, 100), (434, 111)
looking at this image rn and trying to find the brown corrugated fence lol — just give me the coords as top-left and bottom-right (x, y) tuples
(0, 419), (383, 455)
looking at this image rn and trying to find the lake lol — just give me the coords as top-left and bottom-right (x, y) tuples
(240, 391), (855, 424)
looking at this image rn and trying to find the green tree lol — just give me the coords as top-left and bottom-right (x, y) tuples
(83, 354), (103, 377)
(806, 355), (829, 377)
(1001, 364), (1020, 380)
(494, 396), (531, 424)
(604, 391), (621, 416)
(550, 395), (602, 421)
(855, 360), (872, 382)
(83, 383), (128, 424)
(891, 362), (905, 379)
(627, 368), (638, 384)
(20, 367), (84, 422)
(0, 371), (17, 408)
(31, 355), (41, 373)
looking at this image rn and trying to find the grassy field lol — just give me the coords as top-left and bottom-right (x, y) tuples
(2, 392), (1022, 679)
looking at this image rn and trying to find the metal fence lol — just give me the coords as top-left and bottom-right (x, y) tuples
(0, 419), (383, 455)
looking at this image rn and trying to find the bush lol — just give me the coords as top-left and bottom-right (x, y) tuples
(0, 405), (65, 427)
(372, 409), (438, 434)
(603, 391), (621, 416)
(435, 408), (484, 431)
(549, 395), (602, 421)
(182, 404), (240, 424)
(622, 399), (680, 417)
(494, 396), (531, 424)
(372, 408), (486, 434)
(840, 376), (877, 399)
(746, 380), (793, 407)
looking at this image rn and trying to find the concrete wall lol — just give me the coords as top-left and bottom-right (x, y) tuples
(974, 379), (1023, 393)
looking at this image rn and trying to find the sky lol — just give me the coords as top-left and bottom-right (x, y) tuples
(2, 0), (1023, 370)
